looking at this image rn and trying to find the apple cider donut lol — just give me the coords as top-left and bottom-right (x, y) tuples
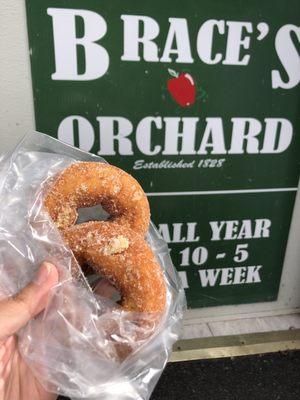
(44, 162), (166, 314)
(44, 162), (150, 235)
(63, 221), (166, 313)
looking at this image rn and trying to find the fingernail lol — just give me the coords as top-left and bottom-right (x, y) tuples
(34, 262), (54, 285)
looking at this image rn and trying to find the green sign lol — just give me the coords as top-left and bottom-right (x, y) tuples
(26, 0), (300, 308)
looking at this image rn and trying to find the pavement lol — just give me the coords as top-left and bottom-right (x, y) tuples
(58, 350), (300, 400)
(151, 351), (300, 400)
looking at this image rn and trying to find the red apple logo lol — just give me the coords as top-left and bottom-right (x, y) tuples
(167, 69), (196, 107)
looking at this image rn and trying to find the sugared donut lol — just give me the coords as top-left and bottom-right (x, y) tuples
(44, 162), (150, 235)
(44, 162), (166, 314)
(63, 221), (166, 312)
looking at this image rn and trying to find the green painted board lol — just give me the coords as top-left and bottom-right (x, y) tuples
(25, 0), (300, 308)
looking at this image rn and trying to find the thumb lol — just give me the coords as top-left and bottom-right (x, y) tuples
(0, 262), (58, 340)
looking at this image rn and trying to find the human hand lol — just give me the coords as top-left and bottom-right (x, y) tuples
(0, 262), (58, 400)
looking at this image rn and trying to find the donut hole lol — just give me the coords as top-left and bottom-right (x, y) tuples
(89, 275), (121, 303)
(77, 204), (109, 224)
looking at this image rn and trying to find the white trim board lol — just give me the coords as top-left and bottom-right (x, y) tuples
(183, 307), (300, 325)
(147, 187), (298, 196)
(182, 313), (300, 340)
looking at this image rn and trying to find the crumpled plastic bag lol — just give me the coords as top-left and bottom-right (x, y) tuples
(0, 132), (186, 400)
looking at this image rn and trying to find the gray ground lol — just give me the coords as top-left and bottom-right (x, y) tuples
(58, 350), (300, 400)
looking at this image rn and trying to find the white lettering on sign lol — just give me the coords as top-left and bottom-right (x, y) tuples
(57, 116), (294, 156)
(232, 266), (248, 284)
(261, 118), (294, 153)
(210, 219), (271, 241)
(271, 25), (300, 89)
(162, 117), (199, 155)
(155, 220), (270, 290)
(158, 222), (200, 243)
(228, 117), (293, 154)
(57, 115), (94, 151)
(47, 8), (299, 90)
(197, 20), (253, 65)
(178, 271), (189, 289)
(160, 18), (194, 63)
(48, 8), (109, 80)
(133, 159), (196, 169)
(223, 21), (253, 65)
(121, 15), (160, 62)
(180, 246), (208, 266)
(198, 118), (227, 155)
(96, 117), (133, 155)
(136, 117), (162, 156)
(197, 20), (225, 64)
(228, 118), (261, 154)
(198, 265), (262, 287)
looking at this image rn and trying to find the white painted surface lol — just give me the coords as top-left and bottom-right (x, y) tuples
(183, 323), (213, 340)
(0, 0), (299, 324)
(0, 0), (35, 153)
(208, 314), (300, 337)
(182, 313), (300, 339)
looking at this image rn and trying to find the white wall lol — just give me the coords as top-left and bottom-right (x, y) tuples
(0, 0), (35, 152)
(1, 0), (299, 321)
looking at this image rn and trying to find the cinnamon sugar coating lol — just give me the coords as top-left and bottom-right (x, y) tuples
(44, 162), (150, 234)
(64, 222), (166, 312)
(44, 162), (166, 313)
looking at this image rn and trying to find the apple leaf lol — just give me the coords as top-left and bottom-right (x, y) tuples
(168, 68), (179, 78)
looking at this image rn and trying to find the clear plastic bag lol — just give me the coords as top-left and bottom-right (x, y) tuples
(0, 132), (186, 400)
